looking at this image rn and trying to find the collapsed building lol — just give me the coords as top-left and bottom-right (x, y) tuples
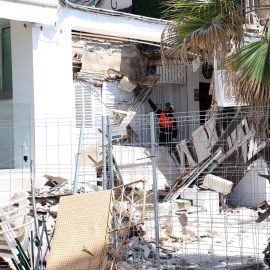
(1, 1), (270, 270)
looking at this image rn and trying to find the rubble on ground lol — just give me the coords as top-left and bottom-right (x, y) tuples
(27, 101), (270, 269)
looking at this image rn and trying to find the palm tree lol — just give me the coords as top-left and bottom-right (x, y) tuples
(161, 0), (270, 134)
(161, 0), (244, 64)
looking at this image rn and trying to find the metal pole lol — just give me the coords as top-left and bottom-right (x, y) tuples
(107, 117), (117, 249)
(107, 116), (114, 189)
(30, 161), (40, 241)
(73, 121), (85, 195)
(134, 86), (153, 113)
(150, 112), (160, 269)
(102, 116), (107, 190)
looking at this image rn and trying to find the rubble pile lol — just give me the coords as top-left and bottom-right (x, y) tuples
(27, 95), (270, 269)
(27, 174), (99, 233)
(116, 203), (269, 269)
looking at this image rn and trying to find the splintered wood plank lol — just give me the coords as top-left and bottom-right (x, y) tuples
(218, 133), (254, 164)
(205, 119), (218, 148)
(241, 140), (248, 164)
(192, 125), (211, 162)
(242, 118), (250, 136)
(46, 191), (112, 270)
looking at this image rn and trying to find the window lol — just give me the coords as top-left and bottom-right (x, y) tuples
(0, 27), (13, 99)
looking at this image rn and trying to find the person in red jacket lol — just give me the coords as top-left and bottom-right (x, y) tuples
(148, 98), (178, 149)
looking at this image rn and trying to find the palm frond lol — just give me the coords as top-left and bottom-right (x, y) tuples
(161, 0), (244, 64)
(227, 36), (270, 107)
(225, 23), (270, 136)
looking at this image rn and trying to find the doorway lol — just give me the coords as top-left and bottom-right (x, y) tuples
(199, 83), (212, 125)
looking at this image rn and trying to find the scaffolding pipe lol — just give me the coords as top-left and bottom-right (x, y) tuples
(214, 55), (220, 105)
(150, 112), (160, 269)
(102, 116), (107, 190)
(107, 116), (114, 189)
(73, 121), (85, 195)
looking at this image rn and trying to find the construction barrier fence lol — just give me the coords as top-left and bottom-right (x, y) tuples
(1, 106), (270, 269)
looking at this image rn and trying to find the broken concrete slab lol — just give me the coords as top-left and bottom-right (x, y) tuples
(43, 174), (68, 186)
(227, 158), (270, 207)
(202, 174), (233, 194)
(49, 205), (59, 216)
(112, 146), (179, 190)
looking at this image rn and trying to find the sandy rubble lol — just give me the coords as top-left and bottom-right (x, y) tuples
(124, 206), (269, 270)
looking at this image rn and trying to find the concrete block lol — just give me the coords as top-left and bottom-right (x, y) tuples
(181, 189), (219, 212)
(118, 76), (137, 92)
(202, 174), (233, 194)
(112, 146), (179, 190)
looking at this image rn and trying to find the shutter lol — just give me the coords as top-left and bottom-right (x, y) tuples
(74, 82), (92, 128)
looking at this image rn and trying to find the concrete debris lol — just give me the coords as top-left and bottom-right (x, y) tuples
(49, 204), (59, 216)
(202, 174), (233, 194)
(112, 145), (179, 190)
(181, 189), (220, 213)
(33, 179), (94, 198)
(28, 174), (100, 239)
(43, 174), (68, 186)
(118, 76), (137, 92)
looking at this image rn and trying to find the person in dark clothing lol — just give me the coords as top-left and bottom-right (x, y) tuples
(148, 98), (178, 149)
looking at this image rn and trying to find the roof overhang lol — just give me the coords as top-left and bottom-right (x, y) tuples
(61, 1), (169, 43)
(0, 0), (58, 24)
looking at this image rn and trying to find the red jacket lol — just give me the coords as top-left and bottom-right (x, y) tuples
(159, 112), (175, 129)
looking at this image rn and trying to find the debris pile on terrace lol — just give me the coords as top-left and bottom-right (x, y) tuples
(6, 66), (269, 269)
(24, 106), (270, 269)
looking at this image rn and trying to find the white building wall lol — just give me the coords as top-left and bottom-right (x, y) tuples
(31, 22), (77, 177)
(0, 4), (167, 177)
(227, 158), (270, 207)
(186, 70), (200, 136)
(5, 19), (77, 177)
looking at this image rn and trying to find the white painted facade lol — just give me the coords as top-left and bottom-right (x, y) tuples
(0, 0), (212, 184)
(0, 0), (58, 24)
(0, 1), (168, 179)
